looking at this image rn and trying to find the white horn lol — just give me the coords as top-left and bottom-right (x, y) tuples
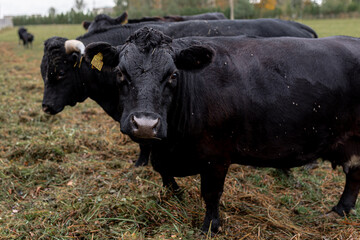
(65, 40), (85, 55)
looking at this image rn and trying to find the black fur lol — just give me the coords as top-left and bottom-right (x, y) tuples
(84, 12), (227, 33)
(18, 27), (34, 48)
(42, 18), (318, 168)
(95, 28), (360, 233)
(126, 27), (172, 53)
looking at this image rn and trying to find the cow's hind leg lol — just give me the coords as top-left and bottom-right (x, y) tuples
(332, 165), (360, 216)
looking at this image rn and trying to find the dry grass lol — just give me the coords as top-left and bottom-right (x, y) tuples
(0, 22), (360, 239)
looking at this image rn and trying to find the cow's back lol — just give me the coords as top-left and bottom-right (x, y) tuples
(164, 19), (317, 38)
(167, 36), (360, 170)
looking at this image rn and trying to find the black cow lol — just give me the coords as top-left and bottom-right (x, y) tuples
(83, 12), (128, 33)
(41, 19), (317, 167)
(18, 27), (34, 48)
(164, 12), (227, 21)
(84, 28), (360, 233)
(25, 32), (34, 48)
(83, 12), (227, 33)
(18, 27), (27, 45)
(128, 12), (227, 24)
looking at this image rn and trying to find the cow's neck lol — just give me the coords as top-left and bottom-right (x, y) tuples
(81, 63), (120, 122)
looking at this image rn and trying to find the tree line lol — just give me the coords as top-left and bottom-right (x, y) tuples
(12, 0), (360, 26)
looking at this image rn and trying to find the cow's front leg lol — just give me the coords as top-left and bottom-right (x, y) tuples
(160, 173), (180, 191)
(135, 144), (151, 167)
(200, 161), (230, 233)
(332, 167), (360, 216)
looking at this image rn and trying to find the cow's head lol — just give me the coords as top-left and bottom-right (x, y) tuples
(41, 37), (86, 114)
(85, 12), (128, 33)
(85, 27), (214, 142)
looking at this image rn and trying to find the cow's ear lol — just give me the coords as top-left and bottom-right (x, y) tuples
(70, 52), (81, 64)
(174, 45), (214, 71)
(116, 12), (128, 24)
(85, 42), (120, 70)
(82, 21), (91, 30)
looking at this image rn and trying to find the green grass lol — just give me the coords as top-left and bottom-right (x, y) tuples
(1, 21), (360, 239)
(299, 18), (360, 38)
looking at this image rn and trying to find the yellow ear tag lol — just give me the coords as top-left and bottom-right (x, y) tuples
(91, 52), (104, 71)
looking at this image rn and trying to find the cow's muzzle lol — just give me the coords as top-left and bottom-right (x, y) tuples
(125, 113), (162, 140)
(42, 103), (62, 115)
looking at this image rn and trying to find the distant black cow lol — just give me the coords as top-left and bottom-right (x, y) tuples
(18, 27), (27, 45)
(18, 27), (34, 48)
(82, 12), (227, 33)
(41, 19), (317, 167)
(25, 32), (34, 48)
(128, 12), (227, 23)
(84, 28), (360, 233)
(83, 12), (128, 33)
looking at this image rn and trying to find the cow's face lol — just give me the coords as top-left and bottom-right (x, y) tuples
(85, 28), (214, 142)
(41, 37), (86, 115)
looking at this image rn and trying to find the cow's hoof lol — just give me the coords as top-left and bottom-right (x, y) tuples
(349, 209), (357, 215)
(201, 219), (221, 236)
(134, 157), (149, 167)
(324, 210), (341, 219)
(304, 162), (319, 170)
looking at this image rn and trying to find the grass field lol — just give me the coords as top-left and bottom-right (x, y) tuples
(1, 19), (360, 239)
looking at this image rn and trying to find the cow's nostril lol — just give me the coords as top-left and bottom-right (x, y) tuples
(131, 115), (139, 129)
(133, 116), (159, 129)
(42, 104), (59, 115)
(42, 104), (50, 113)
(131, 115), (160, 139)
(152, 118), (160, 131)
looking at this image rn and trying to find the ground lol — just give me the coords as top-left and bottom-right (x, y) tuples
(0, 19), (360, 239)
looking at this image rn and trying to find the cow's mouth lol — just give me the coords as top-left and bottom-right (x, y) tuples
(42, 104), (64, 115)
(69, 101), (77, 107)
(128, 135), (162, 144)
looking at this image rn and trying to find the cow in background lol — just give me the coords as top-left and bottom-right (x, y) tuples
(18, 27), (34, 48)
(82, 12), (227, 33)
(18, 27), (27, 45)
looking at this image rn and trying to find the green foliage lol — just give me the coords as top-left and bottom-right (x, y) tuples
(234, 0), (256, 19)
(11, 0), (360, 25)
(303, 1), (321, 16)
(13, 10), (95, 26)
(347, 2), (359, 12)
(322, 0), (347, 15)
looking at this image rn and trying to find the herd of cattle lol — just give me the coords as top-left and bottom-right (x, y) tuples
(37, 12), (360, 233)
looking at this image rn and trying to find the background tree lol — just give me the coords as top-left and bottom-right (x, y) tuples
(255, 0), (277, 10)
(234, 0), (255, 18)
(114, 0), (130, 16)
(48, 7), (56, 18)
(322, 0), (347, 15)
(303, 0), (320, 17)
(74, 0), (86, 12)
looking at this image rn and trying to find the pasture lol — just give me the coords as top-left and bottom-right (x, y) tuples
(1, 19), (360, 239)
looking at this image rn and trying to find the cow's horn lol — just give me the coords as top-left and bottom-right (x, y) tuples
(64, 40), (85, 55)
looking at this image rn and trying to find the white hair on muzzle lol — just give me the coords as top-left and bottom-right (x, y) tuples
(64, 40), (85, 55)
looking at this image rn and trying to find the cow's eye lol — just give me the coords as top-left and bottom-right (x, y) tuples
(57, 70), (66, 80)
(168, 71), (178, 84)
(171, 72), (178, 79)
